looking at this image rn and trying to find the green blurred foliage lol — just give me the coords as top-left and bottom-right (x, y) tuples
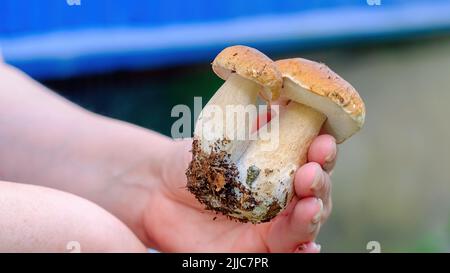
(45, 35), (450, 253)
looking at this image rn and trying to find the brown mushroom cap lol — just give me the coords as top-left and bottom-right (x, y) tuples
(212, 45), (283, 101)
(276, 58), (366, 143)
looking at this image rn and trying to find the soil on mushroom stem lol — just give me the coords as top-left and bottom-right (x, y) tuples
(186, 139), (256, 222)
(185, 139), (282, 223)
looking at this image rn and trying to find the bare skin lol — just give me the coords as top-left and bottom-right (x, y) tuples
(0, 62), (336, 252)
(0, 181), (146, 252)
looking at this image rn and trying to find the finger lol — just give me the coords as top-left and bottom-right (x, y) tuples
(270, 96), (290, 106)
(252, 107), (275, 132)
(307, 134), (337, 174)
(294, 162), (325, 198)
(162, 139), (204, 208)
(294, 164), (332, 222)
(295, 242), (322, 253)
(267, 197), (323, 252)
(164, 138), (192, 188)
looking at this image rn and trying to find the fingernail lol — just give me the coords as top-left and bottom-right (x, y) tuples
(310, 166), (323, 191)
(298, 243), (308, 251)
(312, 198), (323, 225)
(313, 242), (322, 252)
(323, 144), (337, 173)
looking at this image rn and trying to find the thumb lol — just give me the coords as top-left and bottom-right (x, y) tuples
(160, 138), (197, 201)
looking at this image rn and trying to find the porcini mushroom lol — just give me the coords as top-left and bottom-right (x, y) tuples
(193, 45), (282, 163)
(275, 58), (366, 144)
(186, 47), (365, 223)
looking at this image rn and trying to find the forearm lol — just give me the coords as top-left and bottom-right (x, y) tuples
(0, 181), (146, 252)
(0, 63), (174, 241)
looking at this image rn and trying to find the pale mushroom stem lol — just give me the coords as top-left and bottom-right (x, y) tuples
(238, 100), (326, 218)
(206, 73), (260, 108)
(194, 73), (261, 160)
(275, 101), (327, 169)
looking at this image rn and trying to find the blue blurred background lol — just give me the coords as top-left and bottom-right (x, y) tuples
(2, 0), (450, 79)
(1, 0), (450, 252)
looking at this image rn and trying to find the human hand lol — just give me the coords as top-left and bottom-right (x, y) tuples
(143, 134), (337, 253)
(0, 61), (338, 253)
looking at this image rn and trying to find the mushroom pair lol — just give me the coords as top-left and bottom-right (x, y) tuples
(186, 45), (365, 223)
